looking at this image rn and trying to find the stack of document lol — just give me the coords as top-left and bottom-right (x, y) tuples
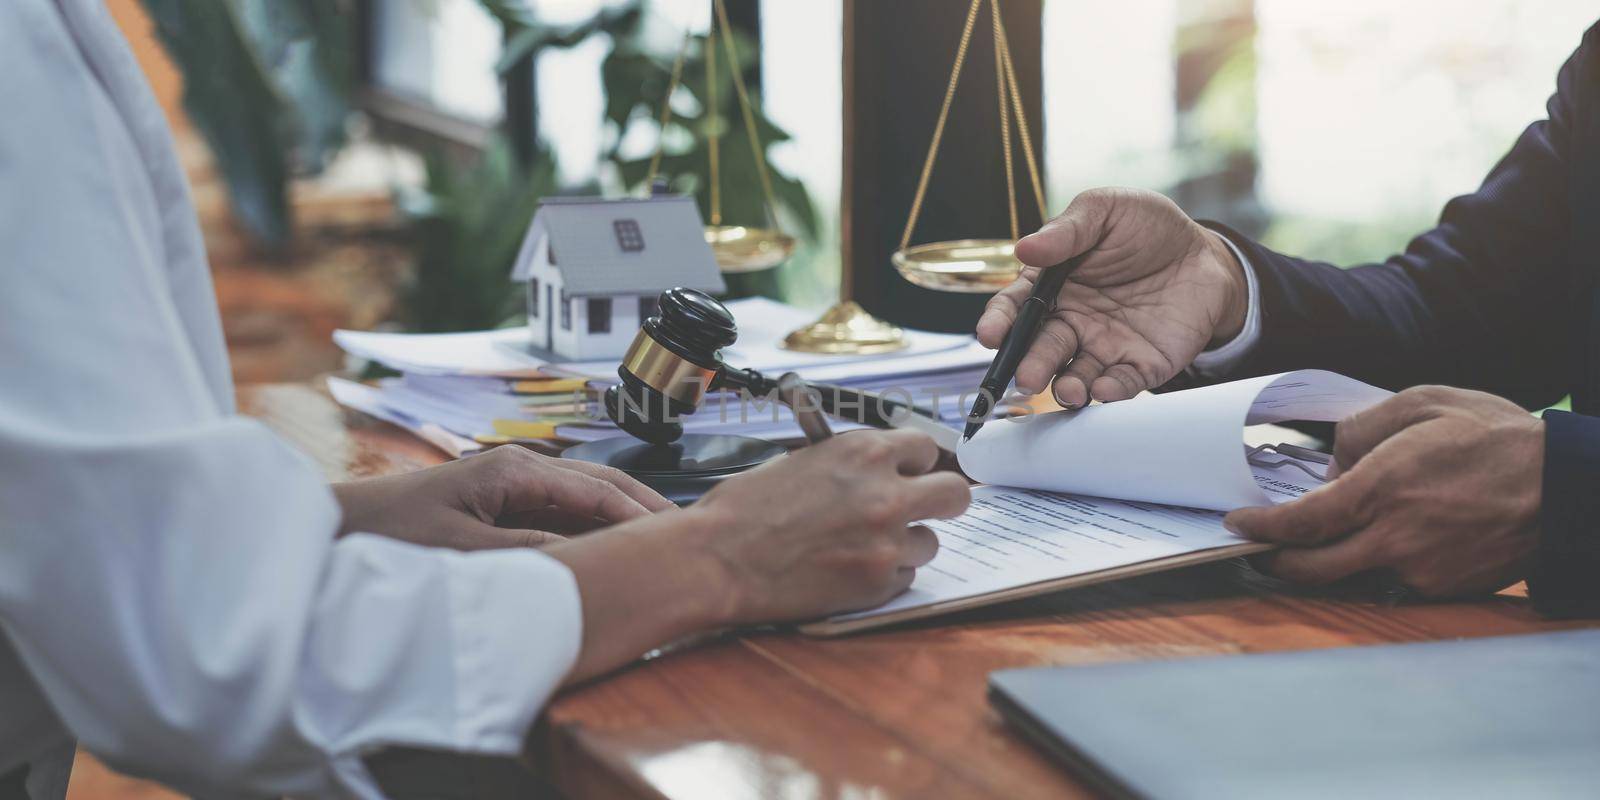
(329, 298), (1000, 456)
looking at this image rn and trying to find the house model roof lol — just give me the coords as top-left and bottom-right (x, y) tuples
(511, 195), (727, 297)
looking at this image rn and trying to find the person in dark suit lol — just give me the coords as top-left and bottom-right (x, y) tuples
(977, 21), (1600, 616)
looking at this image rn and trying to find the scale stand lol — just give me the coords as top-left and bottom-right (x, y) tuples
(780, 300), (907, 355)
(788, 0), (1048, 354)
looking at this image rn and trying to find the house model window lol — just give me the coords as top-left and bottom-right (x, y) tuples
(613, 219), (645, 252)
(587, 298), (612, 333)
(508, 195), (726, 360)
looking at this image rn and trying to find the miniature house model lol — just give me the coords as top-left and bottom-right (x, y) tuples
(511, 195), (726, 360)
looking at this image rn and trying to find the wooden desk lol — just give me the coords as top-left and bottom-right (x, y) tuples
(243, 383), (1597, 800)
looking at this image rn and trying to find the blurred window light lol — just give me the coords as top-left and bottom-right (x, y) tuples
(1256, 0), (1597, 223)
(1043, 0), (1179, 205)
(760, 0), (843, 305)
(371, 0), (505, 124)
(538, 31), (609, 185)
(1043, 0), (1597, 263)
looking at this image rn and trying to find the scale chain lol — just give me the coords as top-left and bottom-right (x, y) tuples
(899, 0), (985, 253)
(713, 0), (780, 229)
(994, 9), (1048, 223)
(899, 0), (1048, 254)
(992, 0), (1018, 241)
(706, 30), (721, 225)
(645, 29), (693, 188)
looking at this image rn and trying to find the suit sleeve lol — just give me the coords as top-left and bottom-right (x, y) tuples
(1201, 22), (1597, 411)
(1193, 24), (1600, 616)
(1533, 410), (1600, 617)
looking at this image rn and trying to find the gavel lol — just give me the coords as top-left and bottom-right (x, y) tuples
(604, 288), (927, 444)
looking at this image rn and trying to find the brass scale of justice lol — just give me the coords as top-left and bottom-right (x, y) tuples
(565, 0), (1044, 494)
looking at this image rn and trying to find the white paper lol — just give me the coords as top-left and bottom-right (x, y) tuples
(719, 298), (975, 372)
(790, 340), (997, 384)
(556, 297), (979, 379)
(371, 379), (501, 437)
(333, 297), (979, 379)
(831, 459), (1322, 623)
(332, 364), (982, 447)
(887, 406), (962, 451)
(332, 327), (544, 376)
(957, 370), (1391, 511)
(552, 365), (983, 443)
(326, 377), (480, 458)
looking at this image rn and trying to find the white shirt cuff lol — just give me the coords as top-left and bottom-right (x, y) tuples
(443, 547), (583, 752)
(309, 537), (585, 797)
(1190, 230), (1262, 377)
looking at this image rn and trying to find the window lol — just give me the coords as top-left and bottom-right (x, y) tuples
(638, 295), (659, 322)
(368, 0), (505, 125)
(613, 219), (645, 252)
(588, 298), (612, 333)
(1040, 0), (1598, 266)
(529, 278), (540, 318)
(560, 289), (571, 330)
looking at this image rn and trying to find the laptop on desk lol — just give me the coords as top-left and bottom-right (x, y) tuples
(989, 629), (1600, 800)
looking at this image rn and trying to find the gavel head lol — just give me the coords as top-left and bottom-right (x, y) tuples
(604, 287), (738, 444)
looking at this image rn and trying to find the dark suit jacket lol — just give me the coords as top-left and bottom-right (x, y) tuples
(1203, 21), (1600, 616)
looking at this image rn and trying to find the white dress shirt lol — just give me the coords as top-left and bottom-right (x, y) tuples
(0, 3), (582, 797)
(1190, 232), (1263, 376)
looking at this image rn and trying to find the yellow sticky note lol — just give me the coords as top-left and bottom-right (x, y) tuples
(490, 419), (561, 439)
(510, 378), (590, 395)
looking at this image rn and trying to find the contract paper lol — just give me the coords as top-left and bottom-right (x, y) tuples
(819, 370), (1391, 631)
(830, 458), (1323, 624)
(956, 370), (1392, 511)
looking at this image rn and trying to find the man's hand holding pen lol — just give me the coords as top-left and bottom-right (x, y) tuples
(978, 186), (1543, 599)
(974, 187), (1249, 408)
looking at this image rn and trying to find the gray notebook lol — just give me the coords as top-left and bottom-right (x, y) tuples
(989, 629), (1600, 800)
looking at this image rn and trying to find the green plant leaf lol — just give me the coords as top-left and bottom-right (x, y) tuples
(601, 26), (820, 272)
(234, 0), (357, 172)
(494, 4), (642, 74)
(138, 0), (357, 249)
(399, 138), (559, 332)
(139, 0), (295, 247)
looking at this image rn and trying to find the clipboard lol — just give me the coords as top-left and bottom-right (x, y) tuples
(799, 540), (1273, 636)
(799, 442), (1323, 637)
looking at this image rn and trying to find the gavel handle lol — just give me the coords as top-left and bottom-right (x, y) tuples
(807, 383), (932, 429)
(714, 366), (935, 429)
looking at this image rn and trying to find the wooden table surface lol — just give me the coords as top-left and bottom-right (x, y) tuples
(242, 382), (1597, 800)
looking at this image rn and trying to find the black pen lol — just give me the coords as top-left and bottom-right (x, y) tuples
(962, 252), (1089, 441)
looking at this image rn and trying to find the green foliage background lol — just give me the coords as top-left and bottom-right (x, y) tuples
(139, 0), (356, 249)
(138, 0), (818, 332)
(601, 16), (820, 301)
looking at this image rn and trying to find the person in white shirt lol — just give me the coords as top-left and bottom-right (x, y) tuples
(0, 2), (968, 798)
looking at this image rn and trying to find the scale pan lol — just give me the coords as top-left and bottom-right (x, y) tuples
(705, 225), (796, 273)
(892, 239), (1024, 293)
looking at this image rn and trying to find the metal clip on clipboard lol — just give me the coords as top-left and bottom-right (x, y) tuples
(1245, 442), (1332, 482)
